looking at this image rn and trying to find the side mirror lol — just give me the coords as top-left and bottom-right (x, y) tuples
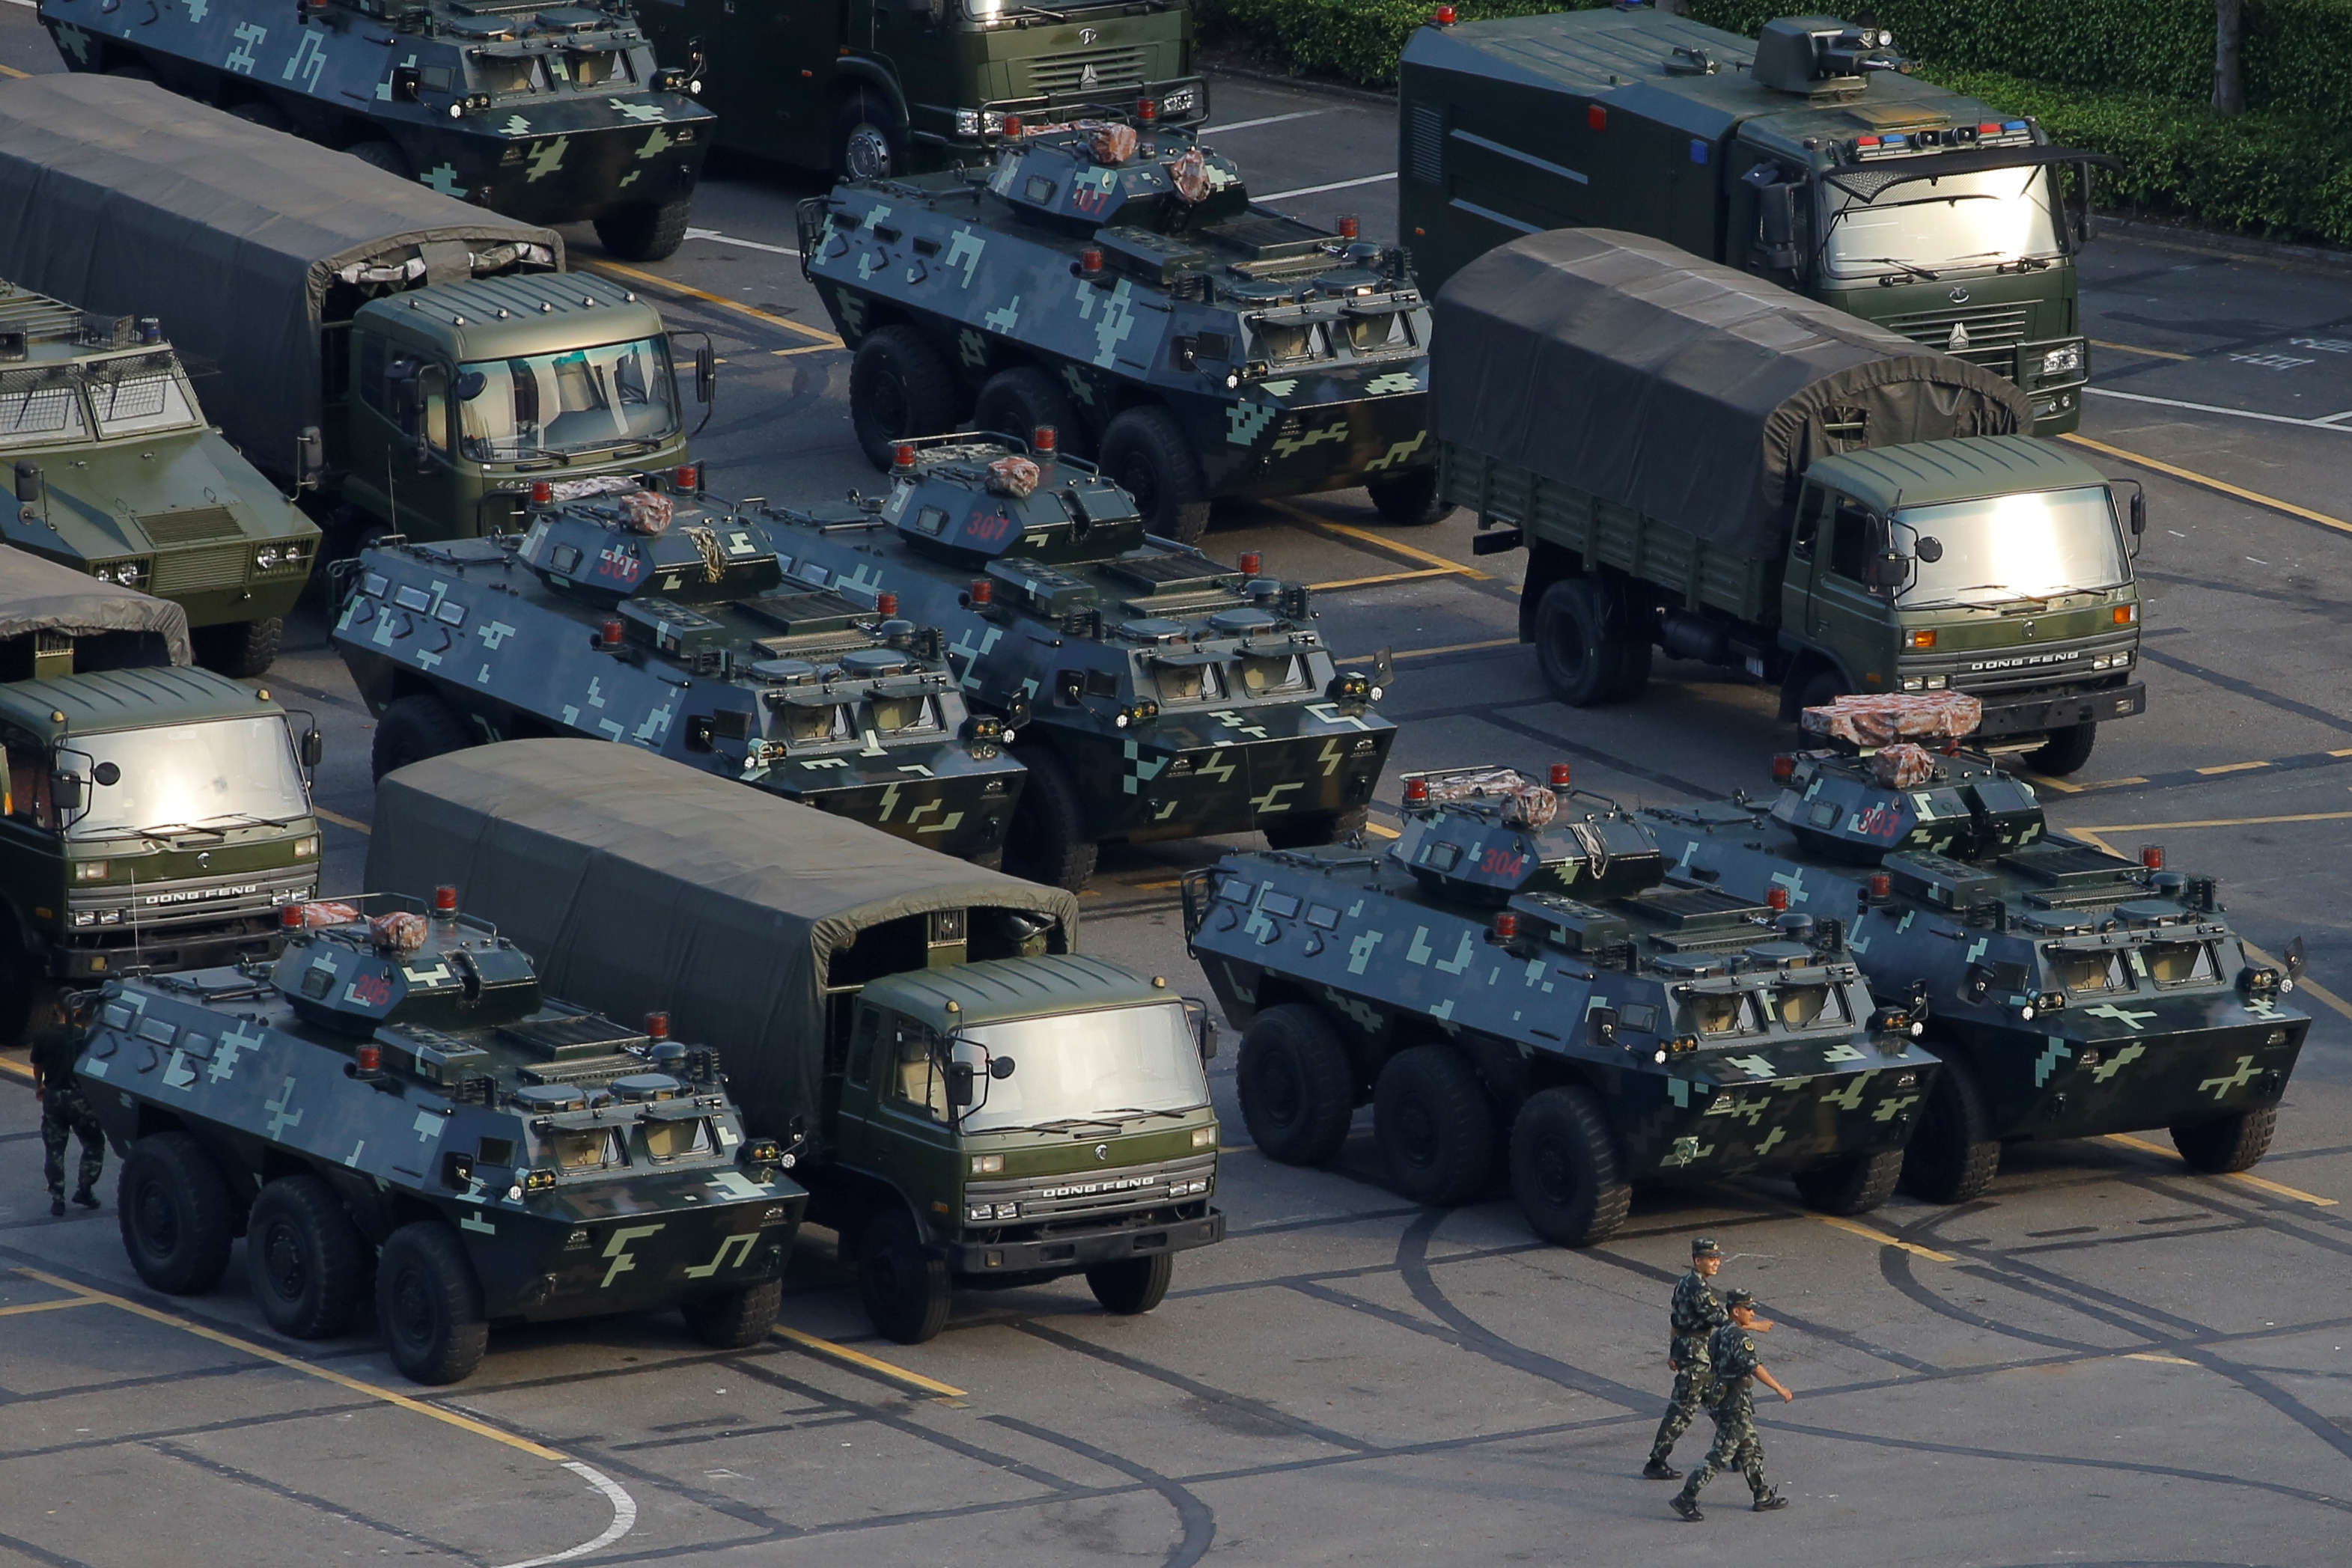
(390, 366), (424, 424)
(695, 343), (716, 405)
(1862, 550), (1910, 591)
(945, 1060), (976, 1107)
(300, 727), (324, 769)
(988, 1055), (1016, 1080)
(2129, 491), (2146, 537)
(91, 760), (121, 788)
(1183, 997), (1218, 1060)
(1587, 1005), (1620, 1049)
(2285, 935), (2308, 981)
(52, 772), (85, 813)
(13, 460), (40, 505)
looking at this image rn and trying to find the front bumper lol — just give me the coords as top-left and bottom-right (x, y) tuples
(942, 1207), (1225, 1275)
(1946, 1010), (2309, 1144)
(1621, 1061), (1935, 1180)
(1047, 713), (1393, 841)
(468, 1187), (805, 1323)
(392, 108), (713, 224)
(1975, 680), (2145, 738)
(765, 758), (1023, 861)
(1182, 385), (1434, 501)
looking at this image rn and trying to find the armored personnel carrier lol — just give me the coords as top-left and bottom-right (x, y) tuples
(76, 888), (805, 1384)
(797, 108), (1437, 543)
(1642, 693), (2313, 1202)
(1183, 763), (1940, 1245)
(39, 0), (713, 260)
(754, 431), (1397, 890)
(333, 470), (1024, 864)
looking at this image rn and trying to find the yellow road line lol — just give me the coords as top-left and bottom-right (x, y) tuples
(2194, 760), (2272, 776)
(2103, 1134), (2338, 1206)
(2060, 433), (2352, 539)
(314, 805), (372, 835)
(2073, 810), (2352, 834)
(770, 343), (844, 357)
(2123, 1351), (2198, 1365)
(0, 1296), (104, 1318)
(1306, 518), (1490, 580)
(1308, 567), (1457, 592)
(769, 1324), (966, 1398)
(1810, 1215), (1955, 1263)
(0, 1055), (32, 1082)
(0, 65), (25, 80)
(2246, 942), (2352, 1028)
(1340, 636), (1517, 665)
(2090, 340), (2196, 362)
(13, 1267), (571, 1459)
(587, 262), (844, 348)
(1364, 822), (1401, 839)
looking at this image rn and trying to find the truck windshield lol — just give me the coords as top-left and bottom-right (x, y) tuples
(67, 716), (310, 842)
(1895, 486), (2130, 608)
(458, 337), (680, 460)
(1821, 165), (2061, 280)
(954, 1001), (1209, 1133)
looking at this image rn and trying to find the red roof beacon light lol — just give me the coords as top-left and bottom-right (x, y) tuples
(1336, 213), (1360, 240)
(1550, 763), (1573, 788)
(433, 885), (458, 918)
(1404, 776), (1430, 805)
(645, 1011), (671, 1042)
(1237, 552), (1262, 577)
(529, 479), (554, 506)
(892, 442), (917, 473)
(969, 577), (994, 605)
(1032, 424), (1058, 456)
(1767, 887), (1791, 912)
(1434, 4), (1457, 25)
(876, 591), (899, 617)
(2141, 844), (2166, 871)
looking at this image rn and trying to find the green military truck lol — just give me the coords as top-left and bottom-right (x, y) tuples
(1441, 229), (2145, 776)
(640, 0), (1206, 179)
(3, 278), (317, 678)
(0, 552), (323, 1043)
(368, 738), (1224, 1344)
(1401, 10), (2114, 433)
(0, 76), (707, 553)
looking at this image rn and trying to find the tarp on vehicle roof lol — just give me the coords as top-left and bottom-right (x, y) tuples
(1430, 227), (2033, 563)
(0, 549), (190, 668)
(366, 739), (1080, 1136)
(0, 74), (561, 484)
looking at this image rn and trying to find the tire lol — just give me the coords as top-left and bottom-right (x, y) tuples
(1367, 469), (1446, 527)
(245, 1174), (369, 1339)
(850, 325), (960, 471)
(1533, 577), (1641, 707)
(1791, 1148), (1904, 1217)
(1899, 1046), (2001, 1204)
(346, 139), (413, 180)
(680, 1276), (784, 1349)
(1236, 1004), (1356, 1167)
(832, 88), (904, 183)
(2025, 722), (2097, 777)
(2172, 1105), (2276, 1174)
(594, 198), (693, 263)
(973, 365), (1085, 457)
(1508, 1085), (1630, 1245)
(858, 1208), (951, 1345)
(1086, 1252), (1174, 1316)
(1098, 405), (1211, 546)
(371, 692), (474, 781)
(1373, 1045), (1496, 1206)
(191, 617), (283, 680)
(117, 1132), (236, 1296)
(1264, 807), (1368, 852)
(1001, 745), (1097, 892)
(376, 1221), (488, 1385)
(226, 100), (291, 132)
(1794, 668), (1844, 719)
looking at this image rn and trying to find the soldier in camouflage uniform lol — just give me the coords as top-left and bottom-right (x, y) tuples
(1643, 1236), (1729, 1479)
(1671, 1290), (1794, 1522)
(31, 1011), (103, 1218)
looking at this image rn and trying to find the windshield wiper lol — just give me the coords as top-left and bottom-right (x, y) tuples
(1094, 1105), (1202, 1123)
(978, 1117), (1124, 1135)
(190, 812), (306, 832)
(1847, 256), (1940, 281)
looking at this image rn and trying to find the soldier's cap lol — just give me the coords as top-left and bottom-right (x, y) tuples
(1725, 1288), (1758, 1310)
(1691, 1237), (1722, 1257)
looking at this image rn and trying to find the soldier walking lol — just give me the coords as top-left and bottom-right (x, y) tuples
(32, 1013), (103, 1218)
(1643, 1236), (1728, 1479)
(1670, 1289), (1793, 1521)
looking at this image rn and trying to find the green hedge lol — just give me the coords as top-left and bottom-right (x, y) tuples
(1195, 0), (1609, 88)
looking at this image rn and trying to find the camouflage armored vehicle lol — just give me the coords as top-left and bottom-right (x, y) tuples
(0, 76), (708, 552)
(39, 0), (713, 259)
(1401, 10), (2115, 433)
(1642, 692), (2312, 1203)
(1183, 763), (1942, 1245)
(640, 0), (1206, 179)
(798, 108), (1438, 543)
(334, 469), (1025, 862)
(370, 739), (1225, 1346)
(754, 431), (1397, 888)
(77, 888), (805, 1383)
(0, 553), (323, 1044)
(2, 279), (318, 677)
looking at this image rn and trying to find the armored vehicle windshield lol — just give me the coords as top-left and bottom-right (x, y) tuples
(1186, 763), (1940, 1245)
(335, 471), (1025, 863)
(799, 106), (1439, 543)
(755, 432), (1396, 888)
(80, 888), (805, 1383)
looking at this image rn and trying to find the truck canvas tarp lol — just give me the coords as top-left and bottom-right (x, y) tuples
(0, 74), (561, 485)
(366, 739), (1081, 1134)
(1431, 227), (2031, 563)
(1, 549), (190, 667)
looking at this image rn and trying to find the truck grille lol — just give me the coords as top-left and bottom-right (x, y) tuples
(149, 546), (248, 595)
(968, 1150), (1216, 1222)
(1881, 302), (2031, 376)
(1921, 625), (2138, 695)
(1021, 46), (1148, 99)
(138, 507), (243, 546)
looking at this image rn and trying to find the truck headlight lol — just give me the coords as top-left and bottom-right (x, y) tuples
(73, 860), (109, 882)
(70, 910), (97, 927)
(1189, 1125), (1216, 1148)
(523, 1168), (557, 1192)
(1160, 86), (1197, 115)
(2041, 344), (2084, 377)
(293, 835), (318, 858)
(972, 1153), (1004, 1174)
(1901, 677), (1924, 692)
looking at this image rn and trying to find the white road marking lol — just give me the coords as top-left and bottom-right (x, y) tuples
(1203, 109), (1329, 134)
(1259, 171), (1398, 201)
(684, 227), (800, 258)
(492, 1461), (639, 1568)
(2088, 385), (2352, 431)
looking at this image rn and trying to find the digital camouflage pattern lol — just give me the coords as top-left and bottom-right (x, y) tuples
(1676, 1320), (1774, 1507)
(754, 437), (1395, 887)
(1649, 1265), (1731, 1462)
(798, 109), (1434, 537)
(1642, 746), (2312, 1159)
(34, 1023), (104, 1204)
(76, 894), (805, 1337)
(333, 475), (1023, 862)
(40, 0), (712, 253)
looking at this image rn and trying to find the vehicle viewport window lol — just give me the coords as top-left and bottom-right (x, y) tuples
(1237, 653), (1308, 695)
(4, 737), (55, 828)
(1689, 993), (1754, 1036)
(1827, 498), (1877, 583)
(549, 1126), (627, 1171)
(2051, 950), (2129, 995)
(643, 1117), (713, 1161)
(2143, 941), (2217, 987)
(889, 1025), (948, 1121)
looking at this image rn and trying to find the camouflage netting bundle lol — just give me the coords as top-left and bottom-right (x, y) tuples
(546, 475), (641, 504)
(370, 910), (429, 954)
(1869, 742), (1939, 789)
(1079, 121), (1139, 165)
(1803, 692), (1984, 749)
(1422, 766), (1557, 829)
(986, 454), (1043, 498)
(615, 490), (674, 535)
(1168, 147), (1210, 204)
(298, 901), (362, 927)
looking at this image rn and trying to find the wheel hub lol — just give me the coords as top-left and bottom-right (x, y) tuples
(844, 126), (893, 181)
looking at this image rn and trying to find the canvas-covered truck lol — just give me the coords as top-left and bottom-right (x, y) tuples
(0, 552), (323, 1043)
(1441, 228), (2146, 776)
(1400, 9), (2115, 433)
(368, 738), (1225, 1344)
(640, 0), (1206, 180)
(0, 76), (709, 554)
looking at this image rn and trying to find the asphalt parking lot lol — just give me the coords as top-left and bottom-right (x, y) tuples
(7, 16), (2352, 1567)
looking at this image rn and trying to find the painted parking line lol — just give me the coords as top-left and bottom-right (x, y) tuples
(684, 227), (801, 259)
(1309, 567), (1460, 592)
(2089, 340), (2196, 362)
(1260, 171), (1398, 202)
(1341, 637), (1518, 665)
(1269, 507), (1492, 582)
(2086, 385), (2352, 433)
(2122, 1352), (2198, 1366)
(2061, 432), (2352, 539)
(2103, 1135), (2338, 1207)
(1203, 110), (1329, 135)
(2033, 745), (2352, 800)
(0, 1054), (32, 1083)
(1809, 1215), (1955, 1263)
(315, 805), (373, 835)
(770, 1323), (967, 1400)
(0, 1294), (104, 1318)
(586, 261), (844, 349)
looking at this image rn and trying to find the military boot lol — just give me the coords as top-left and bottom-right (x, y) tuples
(1752, 1494), (1789, 1513)
(1642, 1458), (1681, 1480)
(49, 1195), (64, 1217)
(1669, 1495), (1703, 1522)
(71, 1187), (97, 1209)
